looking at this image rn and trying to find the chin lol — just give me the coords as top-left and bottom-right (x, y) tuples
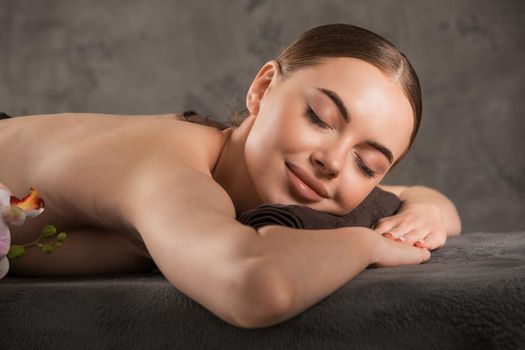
(246, 160), (286, 206)
(256, 187), (291, 206)
(252, 173), (294, 206)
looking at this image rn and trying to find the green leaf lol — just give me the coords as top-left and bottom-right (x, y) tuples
(57, 232), (67, 242)
(41, 225), (57, 237)
(52, 241), (62, 248)
(8, 245), (26, 259)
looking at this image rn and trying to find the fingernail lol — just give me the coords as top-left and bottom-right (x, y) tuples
(414, 241), (423, 247)
(382, 232), (394, 239)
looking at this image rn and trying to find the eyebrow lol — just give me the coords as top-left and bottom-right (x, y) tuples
(316, 87), (350, 123)
(316, 87), (394, 165)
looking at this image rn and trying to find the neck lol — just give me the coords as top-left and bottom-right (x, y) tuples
(211, 115), (262, 218)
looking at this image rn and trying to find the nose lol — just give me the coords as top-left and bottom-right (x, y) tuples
(311, 142), (349, 179)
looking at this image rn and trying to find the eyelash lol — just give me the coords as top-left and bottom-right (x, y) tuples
(305, 105), (331, 130)
(354, 154), (376, 178)
(304, 105), (377, 179)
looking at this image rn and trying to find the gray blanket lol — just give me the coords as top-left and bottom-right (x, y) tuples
(1, 232), (525, 349)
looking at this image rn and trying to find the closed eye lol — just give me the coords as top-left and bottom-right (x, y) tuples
(304, 105), (331, 130)
(354, 154), (376, 178)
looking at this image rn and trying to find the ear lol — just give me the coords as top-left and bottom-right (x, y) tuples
(246, 60), (280, 116)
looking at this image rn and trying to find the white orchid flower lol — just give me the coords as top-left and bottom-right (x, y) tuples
(0, 184), (45, 279)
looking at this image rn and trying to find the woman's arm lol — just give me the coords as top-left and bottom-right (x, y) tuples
(253, 224), (431, 328)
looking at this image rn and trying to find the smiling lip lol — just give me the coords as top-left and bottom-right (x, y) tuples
(285, 162), (330, 201)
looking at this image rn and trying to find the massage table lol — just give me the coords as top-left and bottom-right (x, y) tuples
(2, 231), (524, 349)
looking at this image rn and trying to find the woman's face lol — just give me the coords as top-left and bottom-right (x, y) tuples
(243, 57), (414, 215)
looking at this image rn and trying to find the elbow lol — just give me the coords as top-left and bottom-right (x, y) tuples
(450, 206), (463, 236)
(447, 216), (462, 236)
(457, 213), (463, 235)
(231, 259), (293, 329)
(448, 230), (461, 237)
(455, 221), (462, 236)
(442, 199), (462, 237)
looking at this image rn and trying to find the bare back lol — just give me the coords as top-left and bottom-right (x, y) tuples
(0, 112), (230, 275)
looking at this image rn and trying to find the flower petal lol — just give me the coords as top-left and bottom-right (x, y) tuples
(0, 188), (10, 207)
(0, 219), (10, 258)
(0, 256), (9, 279)
(11, 187), (45, 212)
(25, 207), (45, 218)
(1, 205), (27, 226)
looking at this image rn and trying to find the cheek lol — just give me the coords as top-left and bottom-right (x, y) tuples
(249, 111), (315, 155)
(262, 97), (319, 151)
(335, 171), (376, 212)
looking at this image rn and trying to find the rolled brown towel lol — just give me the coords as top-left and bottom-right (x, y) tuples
(237, 186), (402, 230)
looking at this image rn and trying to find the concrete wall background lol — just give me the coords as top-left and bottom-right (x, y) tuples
(1, 0), (524, 233)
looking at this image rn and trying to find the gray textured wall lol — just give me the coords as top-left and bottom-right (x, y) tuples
(1, 0), (524, 233)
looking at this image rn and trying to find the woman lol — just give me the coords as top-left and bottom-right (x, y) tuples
(0, 24), (461, 328)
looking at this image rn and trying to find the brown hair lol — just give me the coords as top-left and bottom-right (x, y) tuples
(185, 23), (422, 168)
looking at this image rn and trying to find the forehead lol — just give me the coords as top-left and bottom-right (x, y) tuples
(286, 57), (414, 161)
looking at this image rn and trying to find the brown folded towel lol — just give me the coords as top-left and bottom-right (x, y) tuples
(237, 186), (402, 230)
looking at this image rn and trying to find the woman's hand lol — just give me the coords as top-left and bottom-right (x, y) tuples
(369, 232), (431, 268)
(372, 201), (447, 251)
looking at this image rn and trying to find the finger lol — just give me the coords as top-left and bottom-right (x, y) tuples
(400, 241), (432, 264)
(420, 247), (432, 263)
(380, 235), (432, 266)
(372, 218), (398, 234)
(382, 230), (405, 242)
(417, 231), (447, 251)
(381, 226), (408, 239)
(383, 226), (413, 239)
(399, 229), (423, 245)
(415, 234), (439, 250)
(415, 240), (434, 250)
(382, 232), (398, 241)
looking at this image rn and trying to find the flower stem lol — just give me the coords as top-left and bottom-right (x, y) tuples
(20, 233), (46, 248)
